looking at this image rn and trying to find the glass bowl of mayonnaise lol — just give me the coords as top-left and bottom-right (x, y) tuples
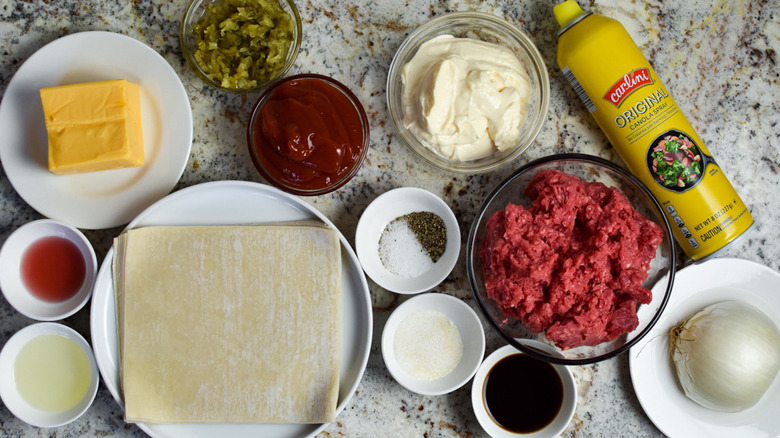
(387, 12), (550, 174)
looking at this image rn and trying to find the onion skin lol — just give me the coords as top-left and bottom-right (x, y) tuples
(669, 300), (780, 412)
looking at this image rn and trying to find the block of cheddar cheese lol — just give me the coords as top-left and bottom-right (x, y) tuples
(40, 79), (145, 175)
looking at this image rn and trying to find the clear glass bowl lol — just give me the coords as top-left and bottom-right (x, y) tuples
(386, 12), (550, 174)
(466, 154), (676, 365)
(246, 74), (370, 196)
(180, 0), (302, 93)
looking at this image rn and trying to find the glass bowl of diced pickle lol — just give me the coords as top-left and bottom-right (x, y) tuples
(180, 0), (302, 93)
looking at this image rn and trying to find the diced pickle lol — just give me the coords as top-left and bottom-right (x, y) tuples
(191, 0), (294, 89)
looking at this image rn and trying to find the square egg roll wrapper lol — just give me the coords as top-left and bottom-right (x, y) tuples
(113, 223), (341, 424)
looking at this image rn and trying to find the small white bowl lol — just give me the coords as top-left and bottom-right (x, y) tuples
(0, 322), (99, 427)
(355, 187), (460, 294)
(471, 340), (577, 438)
(0, 219), (97, 321)
(382, 293), (485, 395)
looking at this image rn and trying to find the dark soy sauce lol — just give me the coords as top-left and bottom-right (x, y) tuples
(483, 353), (564, 433)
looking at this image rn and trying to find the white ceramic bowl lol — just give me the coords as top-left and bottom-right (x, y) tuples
(355, 187), (460, 294)
(382, 293), (485, 396)
(0, 219), (97, 320)
(0, 322), (99, 427)
(471, 340), (577, 438)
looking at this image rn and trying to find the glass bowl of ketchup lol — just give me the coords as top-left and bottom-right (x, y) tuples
(247, 74), (370, 196)
(0, 219), (97, 321)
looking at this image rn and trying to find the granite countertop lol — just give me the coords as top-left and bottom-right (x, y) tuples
(0, 0), (778, 436)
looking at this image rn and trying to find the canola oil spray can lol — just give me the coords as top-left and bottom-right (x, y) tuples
(553, 0), (753, 261)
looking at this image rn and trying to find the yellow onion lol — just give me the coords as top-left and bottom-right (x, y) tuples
(669, 300), (780, 412)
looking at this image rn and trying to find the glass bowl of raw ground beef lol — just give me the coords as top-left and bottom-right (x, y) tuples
(466, 154), (676, 365)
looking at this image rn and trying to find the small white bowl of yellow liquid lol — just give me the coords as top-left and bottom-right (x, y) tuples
(0, 322), (98, 427)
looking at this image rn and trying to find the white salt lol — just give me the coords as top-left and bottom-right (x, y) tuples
(378, 217), (434, 277)
(394, 309), (463, 380)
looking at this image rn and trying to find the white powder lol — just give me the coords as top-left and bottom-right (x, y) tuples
(393, 309), (463, 380)
(378, 218), (434, 277)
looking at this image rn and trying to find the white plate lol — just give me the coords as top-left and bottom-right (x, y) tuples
(629, 258), (780, 438)
(0, 31), (193, 229)
(90, 181), (372, 438)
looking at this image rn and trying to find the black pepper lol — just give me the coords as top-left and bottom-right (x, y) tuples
(403, 211), (447, 262)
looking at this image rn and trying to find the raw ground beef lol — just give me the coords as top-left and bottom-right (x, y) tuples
(480, 169), (663, 350)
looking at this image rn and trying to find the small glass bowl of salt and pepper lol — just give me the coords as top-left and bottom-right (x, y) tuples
(355, 187), (460, 294)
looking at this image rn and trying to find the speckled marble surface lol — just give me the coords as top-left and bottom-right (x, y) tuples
(0, 0), (778, 437)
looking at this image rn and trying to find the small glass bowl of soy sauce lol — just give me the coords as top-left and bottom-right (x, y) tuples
(471, 340), (577, 437)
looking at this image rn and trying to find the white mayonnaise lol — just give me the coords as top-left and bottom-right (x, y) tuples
(401, 35), (532, 162)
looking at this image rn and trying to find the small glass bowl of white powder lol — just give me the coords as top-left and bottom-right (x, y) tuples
(355, 187), (460, 294)
(382, 293), (485, 396)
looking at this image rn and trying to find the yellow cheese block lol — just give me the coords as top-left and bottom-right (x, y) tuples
(40, 79), (144, 175)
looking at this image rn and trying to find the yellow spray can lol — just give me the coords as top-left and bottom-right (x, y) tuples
(553, 1), (753, 261)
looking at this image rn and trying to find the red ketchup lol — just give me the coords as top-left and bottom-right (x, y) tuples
(21, 236), (86, 303)
(248, 74), (368, 195)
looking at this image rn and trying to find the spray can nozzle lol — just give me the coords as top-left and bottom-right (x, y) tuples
(554, 1), (585, 28)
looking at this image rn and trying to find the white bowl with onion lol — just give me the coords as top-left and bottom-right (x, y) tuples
(381, 293), (485, 395)
(629, 258), (780, 437)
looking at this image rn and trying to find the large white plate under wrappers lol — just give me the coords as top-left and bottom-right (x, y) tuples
(90, 181), (372, 438)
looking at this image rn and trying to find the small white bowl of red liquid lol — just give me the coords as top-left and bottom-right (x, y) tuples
(0, 219), (97, 321)
(381, 293), (485, 396)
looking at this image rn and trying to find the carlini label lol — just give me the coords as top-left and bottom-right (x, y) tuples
(603, 68), (653, 107)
